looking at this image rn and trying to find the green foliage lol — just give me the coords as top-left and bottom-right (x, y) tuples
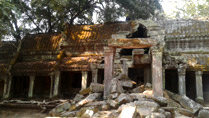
(0, 0), (162, 41)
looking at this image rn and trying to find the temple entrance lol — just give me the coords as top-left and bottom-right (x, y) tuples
(12, 76), (30, 98)
(0, 80), (4, 98)
(186, 71), (196, 100)
(203, 71), (209, 102)
(165, 69), (178, 94)
(33, 76), (51, 98)
(128, 68), (144, 85)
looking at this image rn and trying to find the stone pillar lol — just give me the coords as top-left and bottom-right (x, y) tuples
(162, 68), (165, 89)
(49, 73), (54, 98)
(151, 49), (163, 96)
(53, 71), (60, 97)
(144, 66), (152, 84)
(104, 47), (115, 99)
(178, 68), (186, 95)
(122, 60), (128, 76)
(3, 77), (7, 98)
(92, 69), (98, 83)
(195, 71), (204, 103)
(28, 76), (35, 98)
(82, 71), (88, 89)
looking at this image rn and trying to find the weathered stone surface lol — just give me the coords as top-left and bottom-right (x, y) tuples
(109, 93), (119, 99)
(90, 83), (104, 93)
(92, 110), (118, 118)
(176, 108), (193, 117)
(131, 85), (145, 93)
(117, 93), (133, 104)
(61, 111), (77, 117)
(108, 100), (118, 108)
(167, 91), (202, 113)
(152, 96), (168, 107)
(135, 100), (159, 118)
(129, 93), (146, 100)
(110, 78), (124, 94)
(146, 112), (166, 118)
(161, 107), (176, 114)
(145, 83), (152, 89)
(85, 101), (106, 107)
(79, 88), (91, 95)
(118, 104), (136, 118)
(49, 102), (71, 116)
(73, 94), (85, 102)
(70, 93), (102, 111)
(120, 80), (134, 89)
(198, 109), (209, 118)
(143, 90), (154, 98)
(81, 109), (95, 118)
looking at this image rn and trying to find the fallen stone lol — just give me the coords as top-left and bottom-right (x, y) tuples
(198, 109), (209, 118)
(79, 88), (91, 95)
(120, 80), (134, 89)
(131, 85), (145, 93)
(116, 73), (129, 80)
(135, 100), (159, 118)
(61, 111), (77, 117)
(167, 91), (203, 113)
(109, 93), (120, 99)
(117, 93), (133, 104)
(152, 96), (168, 107)
(118, 104), (136, 118)
(146, 112), (165, 118)
(92, 111), (117, 118)
(145, 83), (152, 89)
(49, 101), (71, 116)
(176, 108), (193, 117)
(110, 78), (124, 94)
(90, 83), (104, 93)
(164, 112), (171, 118)
(161, 107), (176, 114)
(129, 93), (145, 101)
(73, 94), (85, 102)
(81, 109), (95, 118)
(85, 101), (106, 107)
(143, 90), (154, 98)
(70, 93), (102, 111)
(108, 100), (118, 108)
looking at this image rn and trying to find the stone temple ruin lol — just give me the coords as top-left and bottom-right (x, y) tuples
(0, 19), (209, 106)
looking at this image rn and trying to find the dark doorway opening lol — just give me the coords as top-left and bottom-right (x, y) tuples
(0, 80), (4, 98)
(120, 49), (133, 56)
(165, 69), (178, 94)
(12, 76), (30, 98)
(98, 69), (104, 84)
(203, 72), (209, 102)
(186, 71), (196, 100)
(59, 71), (82, 98)
(128, 68), (144, 85)
(87, 71), (92, 87)
(126, 24), (148, 38)
(34, 76), (51, 98)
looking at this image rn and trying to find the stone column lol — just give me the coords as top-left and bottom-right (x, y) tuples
(144, 66), (152, 84)
(151, 49), (163, 96)
(162, 68), (165, 89)
(53, 71), (60, 97)
(178, 68), (186, 95)
(3, 77), (7, 98)
(82, 71), (88, 89)
(49, 73), (54, 98)
(122, 60), (128, 76)
(28, 76), (35, 98)
(195, 71), (204, 103)
(92, 69), (98, 83)
(104, 47), (115, 99)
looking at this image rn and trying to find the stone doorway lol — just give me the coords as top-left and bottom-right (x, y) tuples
(98, 69), (104, 84)
(33, 76), (51, 98)
(203, 72), (209, 102)
(12, 76), (30, 98)
(165, 69), (178, 94)
(128, 68), (144, 85)
(186, 71), (196, 100)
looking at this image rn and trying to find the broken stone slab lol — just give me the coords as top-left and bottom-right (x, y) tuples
(166, 91), (203, 113)
(116, 93), (133, 104)
(70, 93), (102, 111)
(109, 93), (120, 99)
(85, 101), (106, 107)
(92, 110), (118, 118)
(120, 79), (135, 89)
(145, 112), (166, 118)
(90, 83), (104, 93)
(129, 93), (146, 101)
(79, 88), (91, 95)
(49, 101), (71, 116)
(161, 107), (177, 114)
(143, 90), (154, 98)
(134, 100), (159, 118)
(108, 100), (118, 108)
(151, 96), (168, 107)
(198, 108), (209, 118)
(176, 108), (194, 117)
(116, 73), (130, 80)
(110, 78), (124, 94)
(81, 109), (95, 118)
(61, 111), (78, 117)
(118, 103), (137, 118)
(73, 94), (85, 102)
(131, 85), (145, 93)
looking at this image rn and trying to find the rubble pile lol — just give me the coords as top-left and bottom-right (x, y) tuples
(48, 73), (209, 118)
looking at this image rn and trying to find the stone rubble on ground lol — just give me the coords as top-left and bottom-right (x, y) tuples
(8, 73), (205, 118)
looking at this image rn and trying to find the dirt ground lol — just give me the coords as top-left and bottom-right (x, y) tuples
(0, 108), (49, 118)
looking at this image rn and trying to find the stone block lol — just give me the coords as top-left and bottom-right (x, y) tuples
(117, 93), (133, 104)
(110, 78), (124, 94)
(108, 100), (118, 108)
(118, 104), (136, 118)
(90, 83), (104, 93)
(79, 88), (91, 95)
(49, 101), (71, 116)
(132, 85), (145, 93)
(120, 80), (134, 89)
(129, 93), (145, 101)
(81, 109), (94, 118)
(198, 108), (209, 118)
(61, 111), (78, 117)
(146, 112), (166, 118)
(73, 94), (85, 102)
